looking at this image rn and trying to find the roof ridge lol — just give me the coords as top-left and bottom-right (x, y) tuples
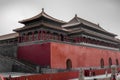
(19, 9), (66, 24)
(0, 33), (18, 37)
(76, 17), (108, 31)
(42, 10), (66, 23)
(77, 17), (98, 27)
(74, 14), (81, 22)
(0, 33), (19, 41)
(66, 15), (81, 24)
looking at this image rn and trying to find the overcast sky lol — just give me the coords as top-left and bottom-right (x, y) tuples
(0, 0), (120, 38)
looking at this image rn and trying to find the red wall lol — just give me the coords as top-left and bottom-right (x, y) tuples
(51, 42), (120, 69)
(18, 42), (120, 69)
(9, 71), (79, 80)
(18, 43), (51, 66)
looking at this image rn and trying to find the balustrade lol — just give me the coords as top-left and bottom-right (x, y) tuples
(73, 36), (118, 48)
(17, 31), (118, 49)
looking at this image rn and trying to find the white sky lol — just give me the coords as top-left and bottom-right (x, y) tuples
(0, 0), (120, 38)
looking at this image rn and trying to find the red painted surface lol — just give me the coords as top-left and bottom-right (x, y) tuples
(50, 42), (120, 69)
(84, 67), (120, 76)
(18, 43), (50, 66)
(9, 71), (79, 80)
(84, 68), (111, 76)
(18, 42), (120, 69)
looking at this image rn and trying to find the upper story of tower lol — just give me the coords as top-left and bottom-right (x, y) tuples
(0, 9), (120, 51)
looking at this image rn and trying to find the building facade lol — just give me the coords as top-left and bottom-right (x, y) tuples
(0, 9), (120, 72)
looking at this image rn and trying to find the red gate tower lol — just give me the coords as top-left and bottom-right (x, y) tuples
(14, 9), (120, 69)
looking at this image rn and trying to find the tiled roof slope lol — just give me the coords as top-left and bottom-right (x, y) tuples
(62, 15), (117, 36)
(0, 33), (19, 40)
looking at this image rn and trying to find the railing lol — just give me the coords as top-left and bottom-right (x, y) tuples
(0, 54), (36, 73)
(18, 39), (119, 51)
(84, 67), (120, 77)
(7, 67), (120, 80)
(0, 42), (17, 46)
(80, 43), (119, 51)
(9, 58), (36, 73)
(9, 71), (79, 80)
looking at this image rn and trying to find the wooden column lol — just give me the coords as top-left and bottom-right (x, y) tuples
(52, 34), (55, 40)
(55, 34), (57, 40)
(78, 37), (80, 43)
(43, 31), (45, 40)
(32, 32), (34, 41)
(23, 34), (25, 42)
(74, 37), (77, 43)
(24, 34), (27, 42)
(79, 37), (82, 42)
(64, 36), (67, 42)
(67, 36), (69, 42)
(41, 30), (44, 40)
(21, 36), (23, 42)
(22, 35), (24, 42)
(80, 37), (83, 42)
(56, 34), (59, 40)
(34, 32), (38, 41)
(48, 33), (51, 40)
(24, 35), (26, 42)
(50, 33), (53, 40)
(44, 31), (47, 40)
(28, 34), (30, 41)
(58, 34), (61, 41)
(18, 36), (20, 43)
(26, 34), (29, 42)
(84, 37), (87, 43)
(38, 31), (40, 40)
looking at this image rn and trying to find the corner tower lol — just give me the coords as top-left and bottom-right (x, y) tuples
(13, 9), (120, 69)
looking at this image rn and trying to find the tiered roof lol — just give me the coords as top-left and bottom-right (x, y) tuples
(62, 14), (117, 37)
(13, 9), (119, 43)
(14, 8), (67, 32)
(14, 22), (68, 32)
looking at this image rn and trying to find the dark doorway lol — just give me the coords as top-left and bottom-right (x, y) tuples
(66, 59), (72, 70)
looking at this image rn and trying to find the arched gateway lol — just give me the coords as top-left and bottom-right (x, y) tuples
(66, 59), (72, 70)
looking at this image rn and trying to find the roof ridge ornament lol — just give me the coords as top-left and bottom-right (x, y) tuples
(97, 23), (100, 26)
(42, 8), (44, 12)
(75, 14), (77, 17)
(75, 14), (81, 22)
